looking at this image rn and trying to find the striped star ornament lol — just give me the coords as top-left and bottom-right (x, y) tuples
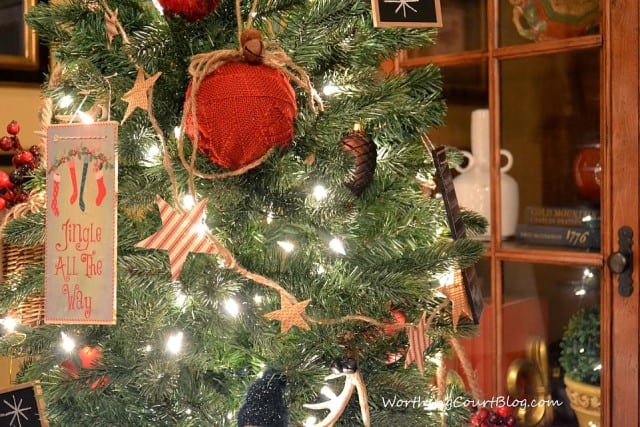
(136, 195), (220, 280)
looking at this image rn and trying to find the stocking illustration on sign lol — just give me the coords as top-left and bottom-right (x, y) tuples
(95, 162), (106, 206)
(49, 149), (113, 216)
(78, 155), (90, 212)
(51, 171), (61, 216)
(68, 156), (78, 205)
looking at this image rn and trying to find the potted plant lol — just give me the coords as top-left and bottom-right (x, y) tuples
(559, 307), (601, 427)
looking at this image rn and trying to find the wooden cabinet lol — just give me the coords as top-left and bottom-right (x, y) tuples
(394, 1), (640, 426)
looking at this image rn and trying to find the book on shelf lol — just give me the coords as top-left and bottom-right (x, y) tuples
(523, 205), (600, 227)
(515, 223), (600, 250)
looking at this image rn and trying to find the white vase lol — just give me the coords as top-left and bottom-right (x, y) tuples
(453, 109), (519, 238)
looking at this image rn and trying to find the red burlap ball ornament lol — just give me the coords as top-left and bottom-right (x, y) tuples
(158, 0), (219, 21)
(185, 62), (298, 170)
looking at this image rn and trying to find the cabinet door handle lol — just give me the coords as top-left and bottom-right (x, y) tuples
(607, 226), (633, 297)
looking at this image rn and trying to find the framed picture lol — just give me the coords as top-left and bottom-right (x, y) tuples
(0, 382), (49, 426)
(0, 0), (48, 83)
(371, 0), (443, 28)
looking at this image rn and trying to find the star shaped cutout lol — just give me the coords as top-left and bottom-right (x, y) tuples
(404, 311), (430, 375)
(105, 8), (119, 46)
(121, 67), (161, 123)
(135, 195), (220, 280)
(264, 296), (311, 333)
(438, 270), (473, 331)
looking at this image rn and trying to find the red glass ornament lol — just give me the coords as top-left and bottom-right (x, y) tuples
(573, 143), (601, 204)
(61, 346), (109, 389)
(158, 0), (220, 21)
(383, 309), (407, 335)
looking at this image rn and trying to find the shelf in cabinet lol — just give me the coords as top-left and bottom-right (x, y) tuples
(399, 49), (487, 69)
(494, 243), (602, 267)
(399, 35), (602, 69)
(493, 34), (603, 60)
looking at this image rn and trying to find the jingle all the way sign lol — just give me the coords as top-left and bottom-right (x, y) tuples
(45, 122), (117, 324)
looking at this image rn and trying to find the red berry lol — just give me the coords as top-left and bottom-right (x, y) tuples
(6, 120), (20, 135)
(0, 136), (13, 151)
(504, 415), (516, 427)
(29, 144), (41, 159)
(495, 405), (511, 417)
(0, 171), (11, 189)
(0, 197), (6, 210)
(383, 309), (407, 335)
(15, 193), (28, 203)
(2, 189), (16, 202)
(476, 408), (490, 422)
(12, 150), (33, 167)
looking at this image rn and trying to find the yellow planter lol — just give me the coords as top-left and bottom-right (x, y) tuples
(564, 376), (600, 427)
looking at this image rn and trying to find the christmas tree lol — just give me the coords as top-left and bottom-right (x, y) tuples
(0, 0), (488, 425)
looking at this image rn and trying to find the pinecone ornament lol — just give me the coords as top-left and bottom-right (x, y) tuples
(341, 124), (376, 196)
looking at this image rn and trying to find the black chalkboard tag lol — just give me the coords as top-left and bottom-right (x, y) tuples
(371, 0), (442, 28)
(0, 382), (48, 426)
(431, 145), (484, 324)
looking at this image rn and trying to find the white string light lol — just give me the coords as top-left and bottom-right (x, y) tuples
(144, 144), (161, 164)
(166, 331), (184, 355)
(0, 316), (18, 333)
(60, 332), (76, 353)
(181, 194), (196, 210)
(253, 294), (263, 305)
(266, 211), (274, 224)
(144, 344), (153, 352)
(322, 83), (341, 96)
(329, 238), (346, 255)
(175, 289), (187, 307)
(304, 416), (318, 426)
(58, 95), (74, 108)
(223, 298), (240, 317)
(436, 267), (456, 287)
(277, 241), (295, 253)
(173, 126), (181, 140)
(78, 111), (95, 124)
(312, 185), (328, 201)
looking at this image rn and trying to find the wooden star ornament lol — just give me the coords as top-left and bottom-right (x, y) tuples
(264, 295), (311, 333)
(105, 8), (119, 46)
(404, 311), (431, 375)
(121, 67), (161, 123)
(438, 269), (473, 331)
(135, 195), (220, 280)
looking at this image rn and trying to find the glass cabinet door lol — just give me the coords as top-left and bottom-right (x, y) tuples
(400, 0), (640, 425)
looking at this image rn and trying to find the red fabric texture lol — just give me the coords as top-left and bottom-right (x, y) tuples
(185, 62), (298, 170)
(158, 0), (220, 21)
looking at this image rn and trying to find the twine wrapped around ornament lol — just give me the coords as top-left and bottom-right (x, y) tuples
(176, 0), (323, 185)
